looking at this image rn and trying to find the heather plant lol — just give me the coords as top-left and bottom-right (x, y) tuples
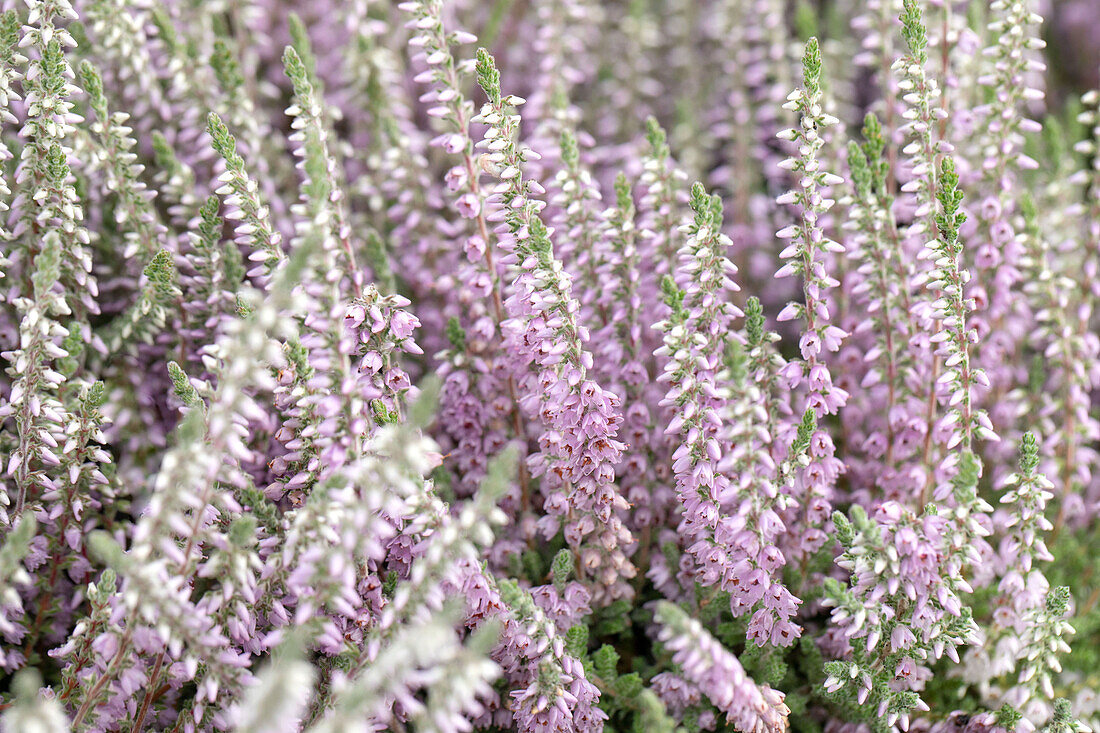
(3, 0), (1100, 732)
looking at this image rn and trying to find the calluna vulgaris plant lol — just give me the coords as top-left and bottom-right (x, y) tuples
(4, 0), (1100, 731)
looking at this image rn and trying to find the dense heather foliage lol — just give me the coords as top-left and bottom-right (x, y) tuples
(2, 0), (1100, 731)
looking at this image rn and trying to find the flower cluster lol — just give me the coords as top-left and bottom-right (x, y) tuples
(471, 48), (635, 603)
(655, 601), (790, 733)
(774, 37), (848, 557)
(1, 1), (1100, 732)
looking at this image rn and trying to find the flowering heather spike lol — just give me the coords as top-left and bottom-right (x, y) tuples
(895, 0), (958, 501)
(591, 172), (668, 536)
(99, 249), (180, 355)
(723, 299), (801, 646)
(207, 34), (284, 208)
(961, 432), (1071, 728)
(401, 0), (537, 522)
(3, 232), (71, 515)
(655, 601), (789, 732)
(824, 496), (982, 727)
(259, 420), (439, 662)
(1010, 587), (1076, 730)
(1001, 432), (1056, 600)
(655, 180), (803, 645)
(312, 611), (500, 733)
(639, 116), (688, 278)
(63, 243), (322, 727)
(177, 193), (244, 354)
(593, 173), (643, 376)
(775, 36), (848, 557)
(741, 297), (794, 462)
(379, 445), (513, 633)
(973, 0), (1045, 282)
(551, 127), (605, 314)
(15, 0), (96, 317)
(472, 46), (635, 603)
(0, 10), (22, 245)
(926, 156), (994, 456)
(208, 111), (286, 276)
(843, 112), (918, 499)
(79, 60), (166, 261)
(497, 578), (605, 732)
(962, 433), (1049, 695)
(166, 359), (203, 411)
(894, 0), (943, 226)
(283, 44), (362, 297)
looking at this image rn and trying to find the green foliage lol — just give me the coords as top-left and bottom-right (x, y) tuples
(475, 47), (502, 105)
(82, 381), (107, 412)
(1048, 585), (1071, 617)
(848, 140), (872, 201)
(688, 181), (723, 230)
(0, 10), (18, 66)
(901, 0), (928, 62)
(32, 232), (62, 300)
(565, 624), (589, 659)
(793, 2), (818, 43)
(831, 511), (853, 546)
(593, 644), (620, 680)
(564, 615), (677, 733)
(211, 39), (244, 95)
(101, 250), (181, 354)
(859, 113), (890, 197)
(551, 549), (574, 591)
(1042, 699), (1087, 733)
(561, 129), (580, 169)
(208, 111), (244, 170)
(951, 450), (982, 504)
(167, 361), (204, 411)
(227, 516), (257, 547)
(779, 407), (819, 487)
(445, 317), (466, 351)
(287, 13), (319, 90)
(235, 480), (281, 535)
(802, 37), (822, 98)
(78, 60), (106, 114)
(56, 323), (85, 379)
(935, 157), (967, 251)
(364, 230), (395, 294)
(371, 399), (401, 425)
(86, 530), (127, 570)
(143, 250), (176, 297)
(726, 338), (747, 385)
(660, 275), (685, 319)
(479, 445), (519, 506)
(614, 173), (633, 213)
(593, 598), (633, 636)
(408, 375), (441, 429)
(996, 703), (1023, 731)
(150, 7), (182, 57)
(644, 116), (669, 160)
(1019, 431), (1040, 473)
